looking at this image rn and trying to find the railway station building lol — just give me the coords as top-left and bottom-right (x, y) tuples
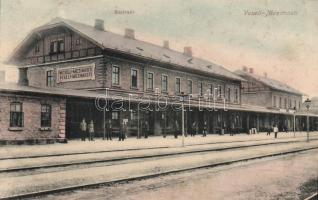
(2, 18), (318, 143)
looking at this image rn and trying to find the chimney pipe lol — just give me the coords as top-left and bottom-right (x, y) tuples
(94, 19), (105, 31)
(264, 72), (267, 78)
(183, 46), (192, 57)
(163, 40), (169, 49)
(125, 28), (135, 39)
(249, 68), (254, 74)
(242, 66), (248, 72)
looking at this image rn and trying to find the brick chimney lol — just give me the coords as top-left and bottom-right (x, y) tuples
(249, 68), (254, 74)
(0, 71), (5, 83)
(183, 46), (192, 57)
(163, 40), (169, 49)
(94, 19), (105, 31)
(125, 28), (135, 39)
(242, 66), (248, 72)
(18, 68), (29, 86)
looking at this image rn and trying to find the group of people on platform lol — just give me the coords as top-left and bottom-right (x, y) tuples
(79, 118), (288, 141)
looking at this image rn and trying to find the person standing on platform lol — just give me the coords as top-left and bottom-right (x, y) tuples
(80, 118), (87, 141)
(274, 125), (279, 138)
(203, 121), (207, 137)
(144, 121), (149, 139)
(230, 123), (235, 136)
(88, 120), (95, 141)
(107, 119), (112, 140)
(266, 126), (272, 136)
(174, 121), (179, 138)
(191, 122), (196, 137)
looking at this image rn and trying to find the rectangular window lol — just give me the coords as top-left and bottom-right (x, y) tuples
(59, 40), (65, 52)
(46, 70), (54, 87)
(218, 85), (222, 98)
(273, 96), (277, 107)
(234, 88), (238, 102)
(147, 72), (154, 90)
(50, 40), (64, 54)
(131, 69), (138, 88)
(112, 66), (120, 85)
(284, 98), (287, 109)
(279, 97), (282, 108)
(227, 88), (231, 102)
(161, 75), (168, 93)
(175, 78), (181, 94)
(35, 43), (40, 53)
(198, 82), (203, 96)
(10, 102), (24, 127)
(289, 99), (292, 108)
(112, 112), (119, 120)
(187, 80), (192, 94)
(41, 104), (51, 127)
(209, 84), (213, 95)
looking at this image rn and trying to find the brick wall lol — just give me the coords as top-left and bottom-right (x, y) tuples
(0, 93), (66, 140)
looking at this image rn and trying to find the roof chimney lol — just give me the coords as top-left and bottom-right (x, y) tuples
(264, 72), (267, 78)
(0, 71), (5, 83)
(183, 46), (192, 57)
(163, 40), (169, 49)
(249, 68), (254, 74)
(242, 66), (248, 72)
(94, 19), (105, 31)
(125, 28), (135, 39)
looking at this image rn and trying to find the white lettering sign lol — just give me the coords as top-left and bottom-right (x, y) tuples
(57, 64), (95, 83)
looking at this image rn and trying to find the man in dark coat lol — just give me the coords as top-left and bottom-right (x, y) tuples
(202, 121), (207, 137)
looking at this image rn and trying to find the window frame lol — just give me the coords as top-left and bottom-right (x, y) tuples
(112, 65), (120, 85)
(10, 102), (24, 128)
(161, 74), (168, 93)
(198, 82), (203, 96)
(146, 72), (154, 91)
(175, 77), (181, 95)
(41, 104), (52, 127)
(46, 70), (54, 87)
(234, 88), (239, 103)
(187, 79), (193, 95)
(130, 68), (138, 89)
(227, 87), (231, 102)
(50, 39), (65, 54)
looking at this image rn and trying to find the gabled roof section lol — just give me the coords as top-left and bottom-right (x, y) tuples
(234, 69), (303, 96)
(7, 17), (244, 82)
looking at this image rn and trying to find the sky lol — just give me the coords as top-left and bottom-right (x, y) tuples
(0, 0), (317, 97)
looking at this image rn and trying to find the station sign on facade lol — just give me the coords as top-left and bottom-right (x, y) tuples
(56, 63), (95, 83)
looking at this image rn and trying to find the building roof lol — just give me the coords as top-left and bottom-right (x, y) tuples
(7, 17), (244, 82)
(2, 83), (317, 117)
(235, 69), (303, 96)
(0, 83), (103, 99)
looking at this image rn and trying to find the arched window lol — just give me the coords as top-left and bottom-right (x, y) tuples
(10, 102), (24, 127)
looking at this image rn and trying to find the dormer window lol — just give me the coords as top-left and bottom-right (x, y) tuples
(50, 40), (65, 54)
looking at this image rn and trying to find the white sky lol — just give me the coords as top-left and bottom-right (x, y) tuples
(0, 0), (317, 97)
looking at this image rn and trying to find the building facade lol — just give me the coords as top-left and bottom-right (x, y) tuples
(3, 17), (318, 142)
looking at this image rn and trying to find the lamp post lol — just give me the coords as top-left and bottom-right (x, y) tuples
(180, 92), (188, 147)
(304, 98), (311, 142)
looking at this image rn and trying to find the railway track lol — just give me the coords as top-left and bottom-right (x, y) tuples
(1, 135), (315, 161)
(1, 137), (318, 175)
(1, 145), (318, 200)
